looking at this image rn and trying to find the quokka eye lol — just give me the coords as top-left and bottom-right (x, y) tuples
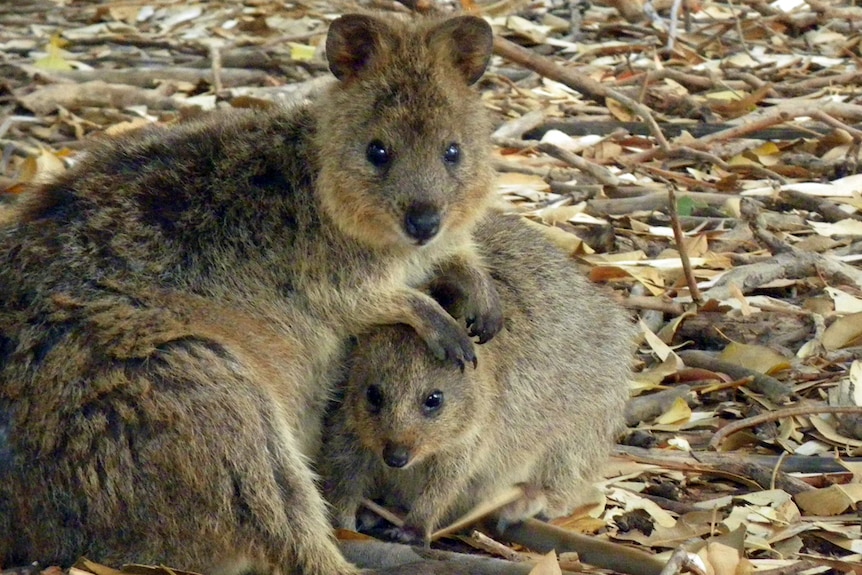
(422, 390), (444, 415)
(366, 141), (391, 168)
(443, 143), (461, 165)
(366, 384), (384, 412)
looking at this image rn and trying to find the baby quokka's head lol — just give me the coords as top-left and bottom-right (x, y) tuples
(345, 325), (483, 469)
(315, 13), (495, 251)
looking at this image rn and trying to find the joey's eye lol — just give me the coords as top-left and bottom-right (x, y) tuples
(422, 390), (444, 415)
(366, 385), (384, 413)
(366, 141), (391, 168)
(443, 143), (461, 165)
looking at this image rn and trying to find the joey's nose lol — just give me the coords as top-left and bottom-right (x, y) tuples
(404, 203), (441, 243)
(382, 443), (412, 469)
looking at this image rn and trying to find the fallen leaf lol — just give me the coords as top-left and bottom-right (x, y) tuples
(528, 550), (562, 575)
(809, 219), (862, 237)
(656, 397), (692, 425)
(34, 34), (73, 71)
(719, 342), (791, 375)
(822, 312), (862, 351)
(795, 484), (862, 516)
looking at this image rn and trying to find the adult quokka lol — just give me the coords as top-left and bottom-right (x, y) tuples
(0, 13), (500, 575)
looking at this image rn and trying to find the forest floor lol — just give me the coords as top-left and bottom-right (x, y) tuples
(1, 0), (862, 574)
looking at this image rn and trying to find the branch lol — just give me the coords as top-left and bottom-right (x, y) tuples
(491, 37), (671, 152)
(709, 405), (862, 450)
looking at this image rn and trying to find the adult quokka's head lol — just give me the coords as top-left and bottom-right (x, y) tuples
(315, 13), (494, 251)
(344, 325), (483, 470)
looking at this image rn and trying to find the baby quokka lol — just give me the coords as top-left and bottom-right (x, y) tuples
(321, 213), (637, 543)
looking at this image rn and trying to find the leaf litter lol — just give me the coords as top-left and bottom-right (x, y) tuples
(2, 0), (862, 573)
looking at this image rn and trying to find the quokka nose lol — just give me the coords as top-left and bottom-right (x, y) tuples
(382, 443), (412, 468)
(404, 203), (441, 243)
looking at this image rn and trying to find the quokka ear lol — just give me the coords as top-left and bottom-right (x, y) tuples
(428, 16), (493, 86)
(326, 14), (393, 82)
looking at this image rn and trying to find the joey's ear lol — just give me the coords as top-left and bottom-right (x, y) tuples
(428, 16), (493, 85)
(326, 14), (392, 82)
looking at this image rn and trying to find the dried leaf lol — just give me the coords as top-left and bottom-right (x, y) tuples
(795, 484), (862, 516)
(528, 550), (561, 575)
(809, 219), (862, 237)
(822, 312), (862, 351)
(606, 98), (635, 122)
(719, 342), (791, 375)
(288, 43), (316, 61)
(72, 558), (124, 575)
(34, 34), (73, 71)
(698, 541), (752, 575)
(656, 397), (692, 425)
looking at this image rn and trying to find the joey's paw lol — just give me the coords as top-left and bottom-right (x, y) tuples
(383, 524), (427, 546)
(463, 282), (503, 344)
(465, 305), (503, 344)
(356, 506), (387, 532)
(495, 485), (548, 532)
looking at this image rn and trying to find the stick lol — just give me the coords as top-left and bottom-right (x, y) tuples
(493, 519), (667, 575)
(667, 185), (703, 305)
(537, 142), (620, 186)
(676, 350), (792, 402)
(709, 405), (862, 450)
(491, 37), (671, 152)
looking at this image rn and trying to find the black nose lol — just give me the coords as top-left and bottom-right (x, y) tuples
(404, 203), (441, 243)
(382, 443), (411, 468)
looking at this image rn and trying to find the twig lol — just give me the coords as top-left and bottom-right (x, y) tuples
(360, 498), (405, 528)
(779, 189), (862, 224)
(623, 295), (686, 315)
(462, 530), (525, 562)
(677, 350), (792, 402)
(625, 100), (862, 165)
(209, 42), (224, 94)
(586, 191), (750, 217)
(494, 519), (666, 575)
(724, 0), (758, 64)
(665, 0), (684, 53)
(752, 560), (819, 575)
(491, 37), (671, 152)
(809, 110), (862, 141)
(668, 185), (703, 305)
(431, 486), (524, 541)
(340, 539), (540, 575)
(618, 445), (815, 493)
(38, 67), (268, 89)
(769, 451), (788, 490)
(701, 250), (862, 302)
(537, 142), (620, 186)
(616, 444), (861, 474)
(780, 70), (862, 96)
(491, 109), (547, 142)
(492, 158), (579, 181)
(625, 385), (694, 426)
(709, 405), (862, 449)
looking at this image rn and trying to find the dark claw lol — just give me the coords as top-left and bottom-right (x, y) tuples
(466, 309), (504, 344)
(420, 306), (477, 370)
(439, 323), (476, 370)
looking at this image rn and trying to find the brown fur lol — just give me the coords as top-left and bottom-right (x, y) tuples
(320, 212), (637, 542)
(0, 13), (498, 575)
